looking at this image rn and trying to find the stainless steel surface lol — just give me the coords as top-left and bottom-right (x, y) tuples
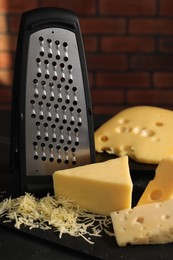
(25, 28), (90, 176)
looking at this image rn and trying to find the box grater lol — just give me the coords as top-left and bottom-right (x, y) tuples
(11, 8), (95, 194)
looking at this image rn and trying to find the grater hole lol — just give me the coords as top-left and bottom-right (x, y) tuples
(52, 138), (57, 142)
(72, 161), (77, 165)
(73, 101), (78, 106)
(70, 121), (75, 125)
(65, 99), (70, 104)
(52, 61), (57, 66)
(55, 118), (59, 123)
(31, 114), (36, 119)
(51, 124), (56, 129)
(44, 137), (49, 141)
(37, 135), (41, 140)
(63, 57), (68, 62)
(41, 143), (45, 147)
(39, 115), (44, 120)
(48, 53), (52, 58)
(38, 101), (43, 106)
(49, 157), (54, 162)
(60, 139), (64, 144)
(33, 141), (37, 146)
(30, 99), (35, 105)
(61, 77), (65, 82)
(57, 98), (62, 103)
(42, 94), (47, 100)
(56, 55), (60, 60)
(46, 102), (51, 108)
(78, 122), (82, 127)
(63, 119), (67, 124)
(54, 104), (59, 109)
(57, 158), (62, 163)
(68, 79), (73, 84)
(34, 155), (39, 160)
(47, 38), (52, 44)
(77, 108), (82, 113)
(45, 74), (49, 79)
(75, 141), (79, 146)
(40, 51), (44, 57)
(36, 58), (41, 63)
(60, 63), (65, 68)
(57, 84), (62, 89)
(47, 116), (52, 121)
(33, 79), (38, 84)
(36, 121), (40, 126)
(49, 144), (53, 149)
(55, 40), (60, 45)
(69, 107), (74, 112)
(37, 72), (42, 77)
(63, 42), (68, 47)
(65, 160), (69, 164)
(50, 96), (54, 101)
(72, 87), (77, 92)
(74, 128), (79, 133)
(67, 140), (72, 145)
(71, 147), (76, 152)
(43, 122), (48, 127)
(53, 76), (57, 81)
(39, 36), (44, 42)
(34, 93), (39, 98)
(68, 65), (72, 70)
(44, 59), (49, 65)
(41, 80), (46, 85)
(42, 156), (46, 161)
(65, 85), (69, 90)
(56, 145), (61, 150)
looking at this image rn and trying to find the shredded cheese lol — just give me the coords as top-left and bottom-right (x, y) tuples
(0, 193), (113, 244)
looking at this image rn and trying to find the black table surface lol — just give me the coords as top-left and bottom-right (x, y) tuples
(0, 111), (173, 260)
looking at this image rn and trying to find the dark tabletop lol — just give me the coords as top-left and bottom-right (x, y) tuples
(0, 111), (173, 260)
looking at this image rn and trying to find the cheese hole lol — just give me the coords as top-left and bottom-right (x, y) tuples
(123, 145), (135, 153)
(169, 227), (173, 234)
(155, 122), (164, 127)
(136, 217), (144, 224)
(140, 128), (155, 137)
(118, 118), (130, 124)
(100, 135), (109, 142)
(150, 189), (163, 201)
(162, 214), (170, 220)
(115, 126), (132, 134)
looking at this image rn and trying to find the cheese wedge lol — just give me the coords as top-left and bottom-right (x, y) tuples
(53, 156), (133, 216)
(137, 156), (173, 205)
(111, 199), (173, 246)
(94, 106), (173, 164)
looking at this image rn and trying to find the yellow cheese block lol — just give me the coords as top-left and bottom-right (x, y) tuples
(137, 156), (173, 205)
(111, 199), (173, 246)
(94, 106), (173, 164)
(53, 156), (133, 216)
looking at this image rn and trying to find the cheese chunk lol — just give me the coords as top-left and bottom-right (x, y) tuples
(111, 199), (173, 246)
(137, 156), (173, 205)
(94, 106), (173, 164)
(53, 156), (133, 216)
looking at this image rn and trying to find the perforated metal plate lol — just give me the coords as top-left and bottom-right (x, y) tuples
(25, 28), (91, 176)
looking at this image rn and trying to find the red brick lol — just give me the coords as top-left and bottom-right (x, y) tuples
(0, 70), (13, 86)
(0, 15), (7, 32)
(0, 35), (17, 51)
(91, 89), (124, 105)
(159, 38), (173, 52)
(129, 19), (173, 35)
(0, 52), (13, 69)
(8, 15), (21, 33)
(160, 0), (173, 16)
(93, 105), (125, 115)
(131, 55), (173, 70)
(101, 37), (155, 53)
(0, 87), (12, 110)
(40, 0), (96, 15)
(83, 36), (98, 53)
(86, 54), (127, 71)
(0, 0), (38, 13)
(127, 90), (173, 105)
(96, 72), (150, 88)
(99, 0), (156, 16)
(80, 18), (125, 35)
(153, 73), (173, 88)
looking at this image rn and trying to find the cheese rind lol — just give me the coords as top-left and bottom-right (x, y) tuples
(94, 106), (173, 164)
(137, 156), (173, 205)
(53, 156), (133, 216)
(111, 199), (173, 246)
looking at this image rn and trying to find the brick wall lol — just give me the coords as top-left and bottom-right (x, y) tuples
(0, 0), (173, 115)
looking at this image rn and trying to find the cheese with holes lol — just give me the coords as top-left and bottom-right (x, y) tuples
(111, 199), (173, 246)
(94, 106), (173, 164)
(137, 156), (173, 205)
(53, 156), (133, 216)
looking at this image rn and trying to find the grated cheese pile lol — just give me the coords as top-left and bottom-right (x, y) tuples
(0, 193), (113, 244)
